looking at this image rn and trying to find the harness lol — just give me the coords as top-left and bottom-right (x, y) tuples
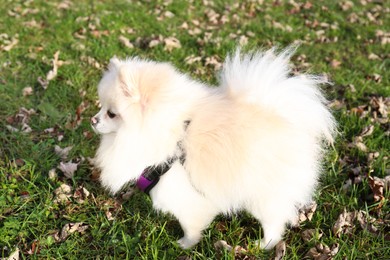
(136, 121), (190, 194)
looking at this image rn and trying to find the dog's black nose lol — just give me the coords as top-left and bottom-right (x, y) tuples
(91, 116), (99, 125)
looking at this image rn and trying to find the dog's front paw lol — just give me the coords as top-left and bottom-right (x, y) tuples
(177, 236), (199, 249)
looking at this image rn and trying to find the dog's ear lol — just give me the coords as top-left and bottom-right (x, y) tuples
(118, 66), (141, 101)
(108, 56), (121, 70)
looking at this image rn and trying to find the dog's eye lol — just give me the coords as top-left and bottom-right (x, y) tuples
(107, 110), (116, 119)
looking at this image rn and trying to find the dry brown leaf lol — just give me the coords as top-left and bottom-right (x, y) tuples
(214, 240), (247, 256)
(205, 55), (222, 71)
(333, 209), (378, 237)
(185, 55), (202, 65)
(340, 1), (354, 11)
(37, 76), (49, 89)
(330, 59), (341, 68)
(368, 175), (385, 204)
(214, 240), (232, 251)
(296, 202), (317, 224)
(23, 19), (41, 28)
(6, 107), (35, 133)
(350, 136), (368, 152)
(239, 35), (248, 46)
(73, 186), (90, 203)
(105, 210), (114, 221)
(54, 145), (73, 160)
(328, 99), (345, 109)
(301, 229), (323, 242)
(22, 86), (33, 96)
(305, 243), (339, 260)
(164, 37), (181, 51)
(148, 39), (160, 48)
(46, 51), (60, 81)
(368, 53), (380, 60)
(57, 0), (72, 10)
(119, 35), (134, 48)
(54, 183), (72, 203)
(367, 151), (380, 162)
(6, 125), (19, 132)
(359, 125), (374, 138)
(58, 161), (79, 178)
(370, 96), (388, 118)
(54, 223), (89, 242)
(333, 209), (355, 237)
(274, 240), (286, 260)
(80, 55), (101, 69)
(48, 168), (57, 180)
(2, 36), (18, 52)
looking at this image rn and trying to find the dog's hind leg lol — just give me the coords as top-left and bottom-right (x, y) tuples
(248, 202), (295, 250)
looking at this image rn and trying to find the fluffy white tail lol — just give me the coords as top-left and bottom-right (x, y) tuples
(220, 47), (336, 142)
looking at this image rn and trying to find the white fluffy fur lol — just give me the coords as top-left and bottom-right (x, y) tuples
(92, 47), (336, 250)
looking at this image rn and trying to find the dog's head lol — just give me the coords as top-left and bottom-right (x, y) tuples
(91, 57), (198, 193)
(91, 57), (181, 135)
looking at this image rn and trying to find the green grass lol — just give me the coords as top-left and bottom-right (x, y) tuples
(1, 0), (389, 259)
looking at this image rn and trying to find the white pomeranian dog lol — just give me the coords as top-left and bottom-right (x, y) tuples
(91, 47), (335, 250)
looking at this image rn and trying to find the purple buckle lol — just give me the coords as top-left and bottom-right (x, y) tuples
(136, 175), (154, 193)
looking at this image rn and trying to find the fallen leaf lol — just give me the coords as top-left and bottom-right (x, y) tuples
(37, 76), (49, 89)
(23, 19), (41, 28)
(46, 51), (60, 81)
(368, 53), (380, 60)
(53, 183), (73, 203)
(274, 240), (286, 260)
(6, 125), (19, 132)
(54, 222), (89, 242)
(148, 39), (160, 48)
(305, 243), (339, 260)
(73, 186), (90, 203)
(370, 96), (388, 118)
(54, 145), (73, 160)
(57, 0), (72, 10)
(184, 55), (202, 65)
(368, 175), (385, 204)
(333, 209), (355, 237)
(359, 125), (374, 138)
(330, 59), (341, 68)
(333, 209), (378, 237)
(205, 55), (222, 71)
(239, 35), (248, 46)
(22, 86), (33, 96)
(301, 229), (323, 243)
(350, 136), (368, 152)
(105, 210), (114, 221)
(297, 202), (317, 224)
(58, 161), (79, 178)
(119, 35), (134, 48)
(80, 55), (101, 69)
(164, 37), (181, 51)
(340, 1), (354, 11)
(367, 152), (380, 162)
(1, 36), (18, 52)
(214, 240), (247, 257)
(214, 240), (232, 251)
(48, 168), (57, 180)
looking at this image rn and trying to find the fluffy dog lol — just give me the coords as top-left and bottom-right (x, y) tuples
(91, 47), (335, 249)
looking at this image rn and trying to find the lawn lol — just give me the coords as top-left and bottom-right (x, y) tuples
(0, 0), (389, 259)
